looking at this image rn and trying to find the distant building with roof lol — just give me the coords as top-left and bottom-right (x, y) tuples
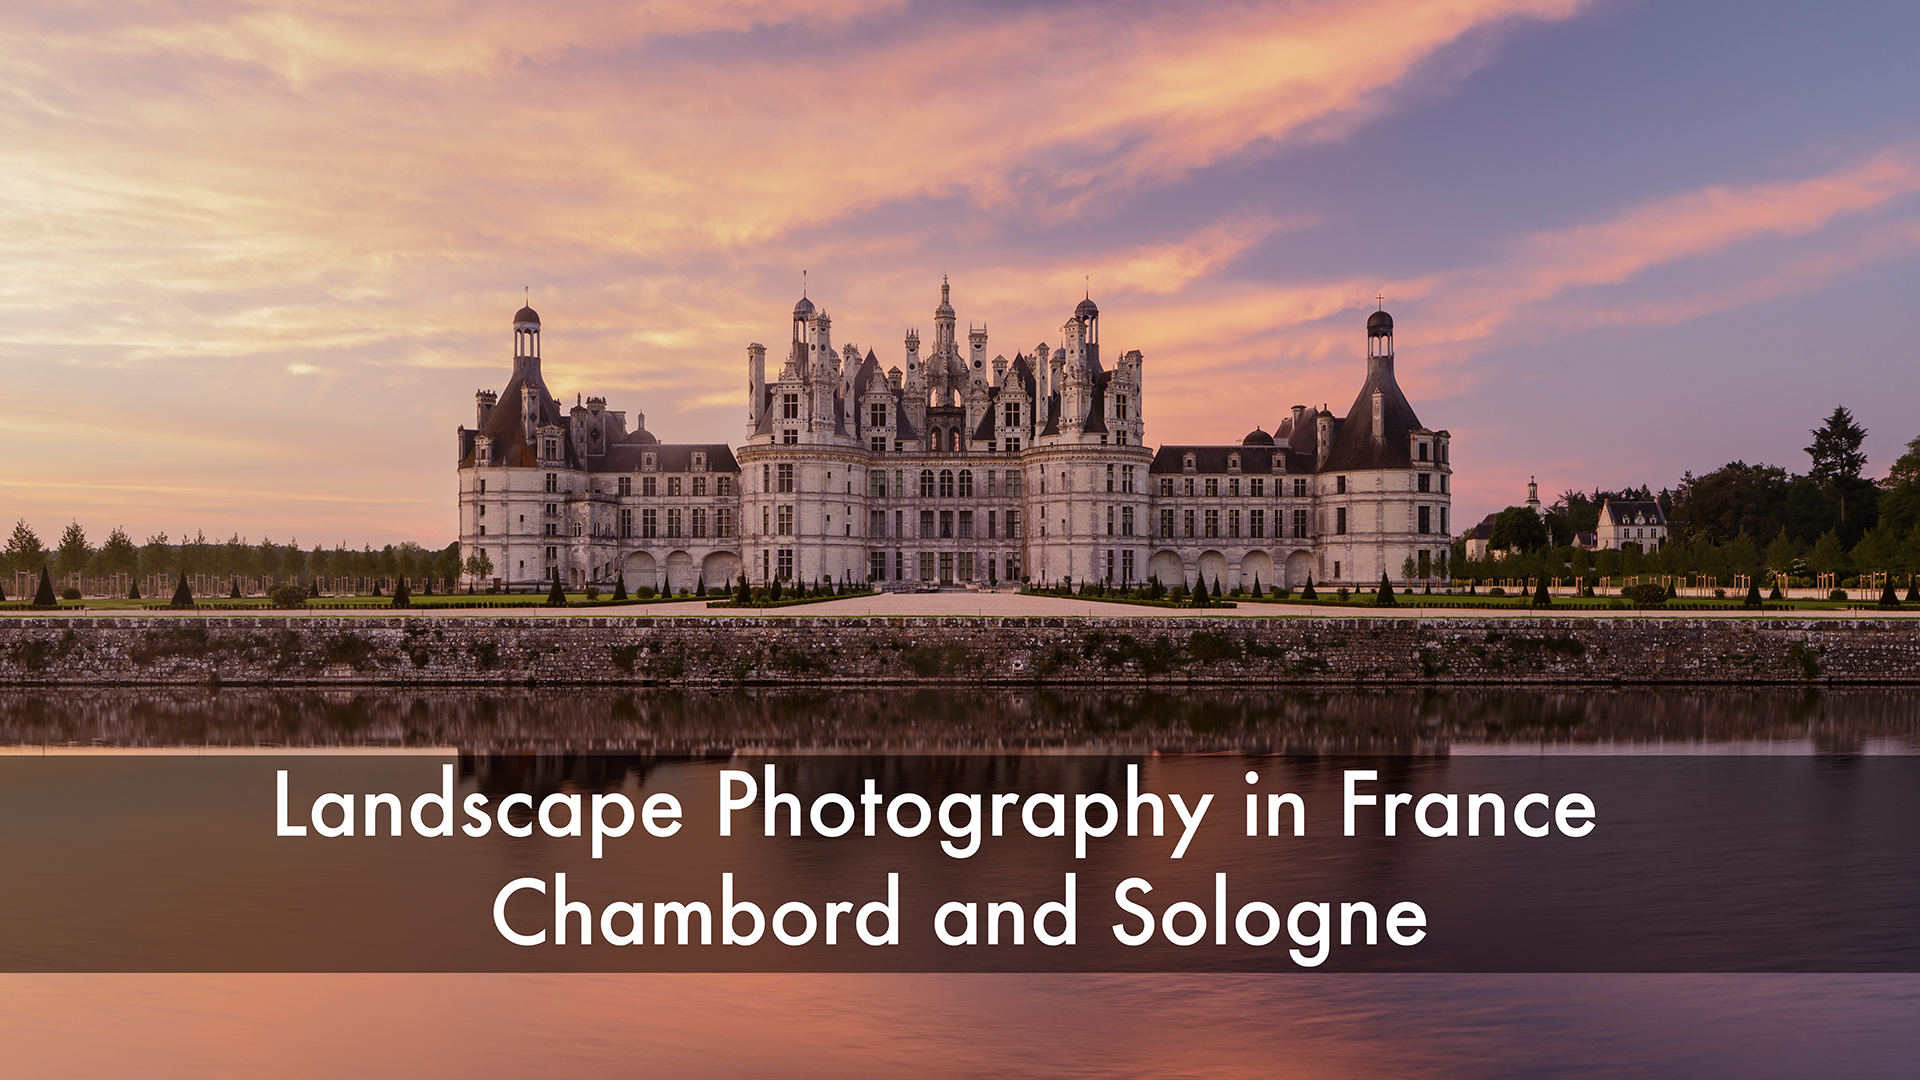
(1590, 498), (1667, 552)
(457, 286), (1453, 591)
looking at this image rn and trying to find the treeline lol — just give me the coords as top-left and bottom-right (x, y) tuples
(1, 522), (461, 588)
(1461, 407), (1920, 583)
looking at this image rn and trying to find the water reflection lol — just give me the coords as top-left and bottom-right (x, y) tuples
(2, 688), (1916, 752)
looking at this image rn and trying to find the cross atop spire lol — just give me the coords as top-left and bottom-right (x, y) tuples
(1375, 292), (1385, 310)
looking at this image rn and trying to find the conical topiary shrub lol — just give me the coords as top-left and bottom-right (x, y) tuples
(546, 568), (566, 606)
(1907, 576), (1919, 604)
(1665, 580), (1678, 600)
(309, 579), (320, 597)
(736, 573), (750, 604)
(1880, 578), (1901, 608)
(128, 580), (139, 600)
(1769, 582), (1784, 601)
(768, 576), (782, 602)
(1378, 573), (1397, 606)
(1746, 580), (1763, 607)
(1301, 574), (1317, 601)
(1190, 576), (1209, 607)
(170, 574), (193, 608)
(695, 575), (706, 597)
(230, 578), (242, 599)
(613, 573), (628, 602)
(1250, 575), (1262, 599)
(34, 567), (58, 607)
(1533, 575), (1553, 608)
(390, 577), (411, 608)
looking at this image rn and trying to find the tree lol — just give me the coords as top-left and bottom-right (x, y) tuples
(695, 575), (706, 597)
(1745, 578), (1763, 607)
(140, 533), (172, 578)
(1851, 523), (1902, 574)
(613, 573), (628, 602)
(1764, 527), (1797, 580)
(1402, 555), (1418, 581)
(1376, 572), (1396, 606)
(1249, 575), (1262, 598)
(55, 521), (91, 577)
(1191, 575), (1209, 607)
(1807, 530), (1847, 577)
(1533, 574), (1552, 607)
(737, 573), (750, 604)
(6, 520), (46, 572)
(99, 528), (138, 576)
(33, 567), (57, 606)
(1488, 506), (1550, 553)
(170, 574), (193, 608)
(1301, 574), (1317, 601)
(546, 568), (566, 606)
(1805, 406), (1870, 530)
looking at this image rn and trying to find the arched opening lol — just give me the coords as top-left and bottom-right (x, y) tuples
(1239, 550), (1274, 591)
(701, 551), (741, 592)
(623, 551), (659, 592)
(1284, 551), (1315, 589)
(665, 551), (696, 595)
(1147, 550), (1185, 588)
(1197, 551), (1229, 592)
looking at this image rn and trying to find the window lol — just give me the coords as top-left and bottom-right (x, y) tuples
(939, 510), (953, 538)
(692, 509), (707, 538)
(1005, 472), (1022, 497)
(777, 506), (793, 535)
(1106, 464), (1115, 493)
(987, 510), (997, 538)
(692, 451), (706, 471)
(1439, 507), (1448, 534)
(1160, 477), (1173, 496)
(545, 472), (558, 494)
(618, 476), (631, 497)
(1106, 506), (1114, 535)
(958, 510), (974, 539)
(1006, 552), (1021, 580)
(667, 509), (683, 538)
(1229, 478), (1240, 497)
(1334, 508), (1346, 536)
(920, 510), (935, 538)
(1122, 550), (1135, 582)
(545, 546), (556, 562)
(1115, 394), (1128, 420)
(939, 470), (954, 498)
(478, 524), (487, 536)
(872, 437), (886, 453)
(1160, 509), (1175, 538)
(871, 509), (887, 537)
(1183, 453), (1196, 471)
(716, 509), (732, 537)
(869, 470), (887, 498)
(1228, 453), (1240, 472)
(1122, 465), (1136, 493)
(1184, 478), (1195, 497)
(1251, 478), (1263, 497)
(871, 550), (887, 581)
(1418, 506), (1431, 534)
(920, 470), (935, 497)
(668, 476), (682, 497)
(919, 552), (936, 582)
(1418, 473), (1430, 493)
(1418, 442), (1429, 462)
(1294, 478), (1308, 498)
(895, 510), (904, 539)
(777, 549), (793, 580)
(1184, 510), (1196, 538)
(643, 476), (657, 497)
(959, 470), (974, 497)
(693, 476), (707, 497)
(870, 403), (887, 428)
(782, 430), (798, 445)
(619, 508), (633, 538)
(479, 504), (487, 517)
(1006, 510), (1021, 538)
(1114, 431), (1126, 445)
(1004, 402), (1021, 427)
(1121, 506), (1135, 536)
(762, 464), (770, 492)
(1335, 476), (1347, 495)
(1205, 509), (1219, 538)
(1003, 437), (1021, 452)
(782, 393), (799, 419)
(643, 509), (658, 538)
(1250, 509), (1264, 538)
(777, 464), (794, 493)
(478, 479), (486, 495)
(1229, 509), (1240, 538)
(543, 439), (558, 461)
(957, 552), (974, 581)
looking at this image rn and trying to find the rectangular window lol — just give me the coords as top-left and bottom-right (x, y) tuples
(667, 476), (682, 497)
(1205, 478), (1218, 497)
(870, 550), (887, 581)
(642, 509), (657, 538)
(1005, 472), (1022, 498)
(777, 549), (793, 580)
(1294, 478), (1308, 498)
(1440, 506), (1448, 534)
(762, 506), (770, 535)
(870, 403), (887, 428)
(1106, 549), (1115, 582)
(1228, 478), (1240, 497)
(1122, 549), (1135, 583)
(1184, 478), (1195, 497)
(1294, 508), (1310, 539)
(1418, 473), (1431, 493)
(1251, 478), (1264, 497)
(957, 552), (974, 582)
(777, 464), (794, 493)
(643, 476), (657, 497)
(872, 437), (886, 453)
(1184, 509), (1196, 538)
(1418, 442), (1429, 462)
(1250, 509), (1264, 538)
(1205, 509), (1219, 538)
(545, 546), (556, 562)
(1335, 476), (1347, 495)
(545, 472), (557, 494)
(782, 394), (799, 420)
(1160, 509), (1174, 538)
(618, 476), (632, 497)
(939, 510), (954, 538)
(478, 479), (486, 495)
(1004, 402), (1021, 428)
(894, 550), (904, 580)
(1120, 506), (1135, 536)
(1106, 464), (1115, 493)
(693, 476), (707, 497)
(958, 510), (974, 539)
(871, 509), (887, 538)
(919, 552), (936, 582)
(895, 510), (904, 539)
(666, 509), (683, 538)
(762, 464), (770, 492)
(777, 506), (793, 535)
(959, 470), (974, 497)
(1106, 506), (1114, 535)
(1160, 477), (1173, 496)
(716, 509), (732, 538)
(619, 508), (633, 538)
(1334, 507), (1346, 535)
(1122, 465), (1136, 493)
(1006, 552), (1022, 581)
(692, 509), (707, 538)
(718, 476), (731, 497)
(1229, 509), (1240, 538)
(1006, 510), (1021, 538)
(869, 470), (887, 497)
(939, 551), (954, 584)
(1418, 505), (1431, 534)
(987, 510), (997, 538)
(920, 510), (935, 539)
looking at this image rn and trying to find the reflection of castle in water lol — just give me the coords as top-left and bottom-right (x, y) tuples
(2, 689), (1916, 755)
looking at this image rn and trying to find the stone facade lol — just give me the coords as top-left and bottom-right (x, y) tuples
(456, 286), (1453, 592)
(1, 616), (1908, 687)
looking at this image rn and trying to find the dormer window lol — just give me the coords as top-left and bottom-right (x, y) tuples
(642, 452), (657, 471)
(542, 438), (558, 460)
(692, 451), (707, 471)
(1227, 453), (1240, 472)
(1418, 442), (1429, 461)
(1183, 453), (1196, 472)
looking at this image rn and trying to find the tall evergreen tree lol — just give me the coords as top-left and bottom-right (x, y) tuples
(1377, 572), (1397, 606)
(1191, 575), (1209, 607)
(391, 576), (411, 608)
(613, 573), (628, 602)
(1805, 406), (1870, 530)
(55, 521), (92, 577)
(171, 574), (193, 608)
(5, 519), (45, 573)
(1301, 574), (1317, 601)
(1533, 574), (1552, 607)
(546, 568), (566, 606)
(34, 567), (57, 606)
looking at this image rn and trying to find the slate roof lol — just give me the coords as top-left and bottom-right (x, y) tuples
(1322, 357), (1424, 472)
(465, 363), (568, 469)
(1148, 444), (1314, 474)
(1601, 500), (1666, 527)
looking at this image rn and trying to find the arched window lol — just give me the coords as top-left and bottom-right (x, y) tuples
(939, 470), (955, 498)
(958, 470), (974, 497)
(950, 427), (963, 452)
(927, 429), (941, 452)
(920, 469), (935, 497)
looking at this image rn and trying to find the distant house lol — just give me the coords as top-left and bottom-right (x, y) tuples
(1463, 514), (1500, 560)
(1591, 498), (1666, 551)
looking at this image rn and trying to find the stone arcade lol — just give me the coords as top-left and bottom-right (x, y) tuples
(456, 284), (1452, 593)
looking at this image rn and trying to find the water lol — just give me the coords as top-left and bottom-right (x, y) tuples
(1, 689), (1915, 1077)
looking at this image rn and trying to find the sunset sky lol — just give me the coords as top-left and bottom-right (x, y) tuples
(4, 0), (1917, 547)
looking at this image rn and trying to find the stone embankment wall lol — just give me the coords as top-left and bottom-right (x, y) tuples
(0, 615), (1914, 686)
